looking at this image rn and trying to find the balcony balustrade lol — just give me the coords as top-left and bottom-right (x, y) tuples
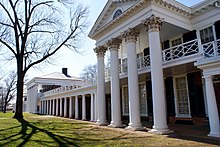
(112, 39), (220, 76)
(41, 39), (220, 97)
(202, 39), (220, 58)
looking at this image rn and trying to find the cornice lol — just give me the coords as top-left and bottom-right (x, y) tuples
(90, 0), (192, 40)
(192, 1), (219, 17)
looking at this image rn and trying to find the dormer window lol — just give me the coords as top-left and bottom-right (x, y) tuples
(113, 9), (122, 20)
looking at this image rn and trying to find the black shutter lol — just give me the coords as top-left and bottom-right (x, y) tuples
(165, 77), (175, 116)
(146, 80), (153, 116)
(215, 20), (220, 39)
(144, 47), (149, 56)
(187, 72), (205, 117)
(163, 40), (170, 50)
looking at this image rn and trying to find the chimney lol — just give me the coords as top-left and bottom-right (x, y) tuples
(62, 68), (68, 76)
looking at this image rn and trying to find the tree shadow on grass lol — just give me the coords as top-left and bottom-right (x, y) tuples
(0, 118), (81, 147)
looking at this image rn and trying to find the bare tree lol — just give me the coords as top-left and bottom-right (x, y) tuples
(80, 64), (97, 84)
(2, 71), (16, 113)
(0, 0), (89, 118)
(0, 86), (3, 112)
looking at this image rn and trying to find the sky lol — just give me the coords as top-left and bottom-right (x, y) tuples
(1, 0), (205, 81)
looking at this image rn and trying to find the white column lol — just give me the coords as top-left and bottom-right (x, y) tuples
(56, 99), (59, 116)
(75, 96), (79, 119)
(94, 46), (108, 125)
(64, 98), (68, 117)
(51, 100), (53, 115)
(43, 101), (46, 114)
(60, 98), (63, 117)
(107, 38), (123, 128)
(47, 100), (49, 115)
(69, 97), (73, 118)
(82, 95), (86, 120)
(122, 28), (143, 130)
(204, 75), (220, 137)
(94, 93), (98, 121)
(52, 99), (55, 115)
(90, 93), (94, 121)
(143, 15), (171, 134)
(39, 101), (42, 114)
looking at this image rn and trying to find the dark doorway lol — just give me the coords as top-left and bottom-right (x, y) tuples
(86, 96), (91, 120)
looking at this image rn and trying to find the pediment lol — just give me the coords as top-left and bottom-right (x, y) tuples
(89, 0), (140, 39)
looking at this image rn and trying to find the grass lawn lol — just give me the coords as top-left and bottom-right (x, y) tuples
(0, 112), (219, 147)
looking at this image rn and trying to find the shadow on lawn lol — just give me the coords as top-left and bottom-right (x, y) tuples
(0, 118), (81, 147)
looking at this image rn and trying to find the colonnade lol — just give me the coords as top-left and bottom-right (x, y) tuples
(39, 93), (97, 122)
(38, 14), (220, 137)
(94, 14), (171, 133)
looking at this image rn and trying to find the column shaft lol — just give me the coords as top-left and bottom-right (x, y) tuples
(123, 28), (142, 130)
(94, 46), (108, 125)
(75, 96), (79, 119)
(108, 38), (123, 127)
(82, 95), (86, 120)
(56, 99), (59, 116)
(64, 98), (67, 117)
(143, 14), (171, 134)
(47, 100), (49, 115)
(52, 99), (55, 115)
(60, 98), (63, 117)
(69, 97), (73, 118)
(204, 76), (220, 137)
(90, 93), (94, 121)
(149, 31), (168, 133)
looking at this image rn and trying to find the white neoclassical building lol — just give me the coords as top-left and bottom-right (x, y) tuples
(30, 0), (220, 138)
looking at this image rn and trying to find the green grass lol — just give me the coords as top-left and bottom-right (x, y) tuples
(0, 112), (219, 147)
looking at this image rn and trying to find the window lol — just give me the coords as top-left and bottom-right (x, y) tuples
(139, 83), (147, 116)
(122, 86), (129, 114)
(113, 9), (122, 20)
(171, 38), (182, 47)
(122, 83), (148, 116)
(200, 26), (214, 44)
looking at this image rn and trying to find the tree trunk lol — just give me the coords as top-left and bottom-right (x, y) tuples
(13, 59), (24, 119)
(3, 102), (6, 113)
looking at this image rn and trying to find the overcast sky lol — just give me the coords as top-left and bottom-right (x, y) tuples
(1, 0), (205, 81)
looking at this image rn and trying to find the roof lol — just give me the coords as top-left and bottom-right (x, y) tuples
(37, 72), (82, 81)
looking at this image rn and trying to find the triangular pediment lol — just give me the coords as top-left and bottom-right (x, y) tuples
(89, 0), (140, 39)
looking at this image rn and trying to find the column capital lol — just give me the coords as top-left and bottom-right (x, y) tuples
(142, 14), (164, 32)
(122, 28), (139, 43)
(203, 75), (214, 80)
(107, 38), (122, 51)
(94, 46), (107, 57)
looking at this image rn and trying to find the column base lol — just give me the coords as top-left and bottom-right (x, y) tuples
(148, 128), (173, 135)
(125, 123), (145, 131)
(108, 122), (125, 128)
(96, 121), (109, 126)
(208, 132), (220, 138)
(82, 118), (87, 121)
(69, 116), (73, 119)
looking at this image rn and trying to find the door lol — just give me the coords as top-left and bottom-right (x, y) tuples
(174, 76), (191, 118)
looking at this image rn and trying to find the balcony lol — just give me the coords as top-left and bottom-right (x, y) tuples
(105, 39), (220, 80)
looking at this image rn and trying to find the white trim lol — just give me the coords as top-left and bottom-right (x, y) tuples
(173, 74), (192, 118)
(122, 85), (129, 115)
(122, 82), (148, 116)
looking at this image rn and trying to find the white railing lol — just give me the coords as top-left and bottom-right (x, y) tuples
(137, 55), (150, 70)
(162, 39), (199, 62)
(202, 39), (220, 58)
(42, 81), (95, 97)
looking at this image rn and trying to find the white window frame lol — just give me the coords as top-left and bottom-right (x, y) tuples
(122, 82), (148, 116)
(199, 25), (215, 44)
(169, 35), (183, 47)
(122, 85), (129, 115)
(173, 75), (191, 118)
